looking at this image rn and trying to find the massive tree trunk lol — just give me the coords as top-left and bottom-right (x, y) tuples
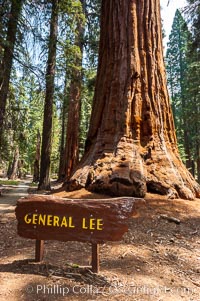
(66, 0), (200, 200)
(0, 0), (23, 149)
(38, 0), (59, 190)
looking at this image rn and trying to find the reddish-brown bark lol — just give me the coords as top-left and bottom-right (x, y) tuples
(66, 0), (200, 200)
(64, 78), (81, 181)
(63, 0), (85, 181)
(58, 81), (68, 181)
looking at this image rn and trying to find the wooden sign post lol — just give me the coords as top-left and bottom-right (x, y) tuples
(15, 195), (143, 273)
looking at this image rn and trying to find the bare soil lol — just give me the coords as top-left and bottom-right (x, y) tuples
(0, 182), (200, 301)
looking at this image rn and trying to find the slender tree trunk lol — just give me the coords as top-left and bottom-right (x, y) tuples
(63, 77), (81, 181)
(195, 123), (200, 183)
(197, 152), (200, 184)
(8, 146), (19, 180)
(18, 159), (24, 179)
(33, 129), (41, 182)
(38, 0), (59, 190)
(63, 0), (85, 181)
(184, 128), (192, 170)
(0, 0), (23, 149)
(66, 0), (200, 200)
(7, 161), (12, 179)
(58, 83), (68, 181)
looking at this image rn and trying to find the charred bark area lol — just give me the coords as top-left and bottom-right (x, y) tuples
(66, 0), (200, 200)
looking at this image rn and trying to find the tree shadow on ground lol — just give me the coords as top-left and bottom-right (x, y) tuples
(0, 259), (109, 285)
(0, 258), (111, 300)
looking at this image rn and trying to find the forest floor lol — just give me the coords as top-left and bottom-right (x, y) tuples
(0, 179), (200, 301)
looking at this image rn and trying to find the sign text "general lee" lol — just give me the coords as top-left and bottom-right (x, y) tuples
(24, 214), (104, 231)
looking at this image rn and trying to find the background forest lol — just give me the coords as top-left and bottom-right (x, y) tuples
(0, 0), (199, 189)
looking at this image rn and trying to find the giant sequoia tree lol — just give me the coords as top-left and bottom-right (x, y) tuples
(66, 0), (200, 200)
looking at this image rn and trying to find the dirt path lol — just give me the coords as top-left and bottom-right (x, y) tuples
(0, 186), (200, 301)
(0, 182), (29, 215)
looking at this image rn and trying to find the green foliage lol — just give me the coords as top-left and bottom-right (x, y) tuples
(1, 73), (44, 174)
(0, 0), (100, 181)
(84, 0), (101, 67)
(166, 10), (191, 154)
(29, 182), (38, 187)
(51, 104), (61, 175)
(0, 179), (19, 185)
(185, 0), (200, 50)
(79, 0), (100, 156)
(166, 7), (200, 180)
(57, 0), (100, 163)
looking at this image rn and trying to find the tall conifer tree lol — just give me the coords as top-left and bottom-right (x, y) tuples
(166, 10), (192, 169)
(38, 0), (59, 190)
(0, 0), (23, 151)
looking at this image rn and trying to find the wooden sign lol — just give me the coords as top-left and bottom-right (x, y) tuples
(15, 195), (144, 272)
(15, 195), (140, 243)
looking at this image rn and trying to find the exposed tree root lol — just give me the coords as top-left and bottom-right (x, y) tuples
(66, 138), (200, 200)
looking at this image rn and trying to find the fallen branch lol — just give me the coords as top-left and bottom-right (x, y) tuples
(160, 214), (181, 224)
(191, 280), (200, 287)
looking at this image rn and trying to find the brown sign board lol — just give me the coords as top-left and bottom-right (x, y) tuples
(15, 195), (142, 244)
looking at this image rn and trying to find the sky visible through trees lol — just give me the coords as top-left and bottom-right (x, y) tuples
(161, 0), (187, 46)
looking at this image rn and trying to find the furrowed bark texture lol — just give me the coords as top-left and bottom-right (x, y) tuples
(66, 0), (200, 200)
